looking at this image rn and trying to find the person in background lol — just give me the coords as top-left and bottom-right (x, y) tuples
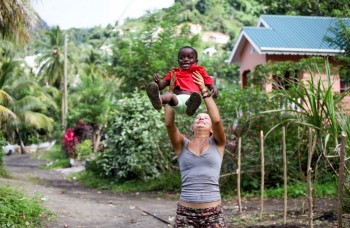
(164, 71), (226, 227)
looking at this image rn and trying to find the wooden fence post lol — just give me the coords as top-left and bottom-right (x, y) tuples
(307, 129), (316, 228)
(237, 137), (242, 213)
(283, 126), (287, 224)
(337, 133), (346, 228)
(260, 130), (265, 220)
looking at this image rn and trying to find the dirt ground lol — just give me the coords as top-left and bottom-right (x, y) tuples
(1, 153), (349, 228)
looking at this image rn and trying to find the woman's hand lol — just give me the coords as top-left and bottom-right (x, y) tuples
(192, 71), (206, 91)
(169, 70), (176, 93)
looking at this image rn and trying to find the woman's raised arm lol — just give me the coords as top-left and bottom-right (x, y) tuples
(164, 105), (184, 156)
(192, 71), (226, 154)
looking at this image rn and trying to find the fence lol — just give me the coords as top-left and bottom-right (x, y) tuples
(233, 127), (348, 227)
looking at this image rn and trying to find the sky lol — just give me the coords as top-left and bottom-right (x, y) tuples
(30, 0), (174, 29)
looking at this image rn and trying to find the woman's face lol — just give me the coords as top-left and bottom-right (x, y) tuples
(192, 113), (212, 131)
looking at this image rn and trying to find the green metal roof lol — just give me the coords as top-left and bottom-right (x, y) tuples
(229, 15), (350, 63)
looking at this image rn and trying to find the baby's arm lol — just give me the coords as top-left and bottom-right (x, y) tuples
(154, 74), (170, 90)
(206, 84), (218, 98)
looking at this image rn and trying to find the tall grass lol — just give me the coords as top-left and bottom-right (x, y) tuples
(266, 59), (350, 212)
(0, 185), (53, 227)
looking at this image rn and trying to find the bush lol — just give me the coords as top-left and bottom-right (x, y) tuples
(76, 139), (93, 161)
(90, 91), (172, 181)
(0, 134), (8, 177)
(0, 186), (53, 227)
(0, 152), (7, 177)
(216, 85), (308, 192)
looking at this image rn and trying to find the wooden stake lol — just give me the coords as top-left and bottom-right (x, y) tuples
(259, 130), (264, 220)
(337, 133), (346, 228)
(237, 137), (242, 213)
(307, 129), (316, 228)
(282, 126), (287, 224)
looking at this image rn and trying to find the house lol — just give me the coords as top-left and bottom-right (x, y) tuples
(228, 15), (350, 106)
(176, 23), (202, 35)
(201, 31), (230, 44)
(203, 47), (217, 56)
(175, 23), (229, 44)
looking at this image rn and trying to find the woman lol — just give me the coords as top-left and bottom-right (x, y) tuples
(164, 71), (226, 227)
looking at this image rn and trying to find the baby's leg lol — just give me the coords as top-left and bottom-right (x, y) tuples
(161, 92), (178, 106)
(185, 92), (201, 116)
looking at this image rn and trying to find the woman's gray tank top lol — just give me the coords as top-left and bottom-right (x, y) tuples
(178, 137), (223, 203)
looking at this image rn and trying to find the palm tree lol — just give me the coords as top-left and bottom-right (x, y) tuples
(36, 26), (65, 88)
(82, 50), (109, 78)
(0, 44), (55, 153)
(0, 43), (19, 126)
(70, 50), (115, 152)
(0, 90), (16, 123)
(0, 0), (35, 43)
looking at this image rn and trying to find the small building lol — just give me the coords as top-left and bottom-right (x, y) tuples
(228, 14), (350, 106)
(176, 23), (202, 35)
(201, 31), (230, 44)
(203, 47), (217, 56)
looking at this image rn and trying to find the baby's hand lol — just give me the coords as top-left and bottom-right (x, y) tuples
(211, 87), (218, 98)
(153, 74), (161, 86)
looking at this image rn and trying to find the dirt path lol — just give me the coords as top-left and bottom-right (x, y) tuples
(1, 153), (179, 228)
(1, 153), (347, 228)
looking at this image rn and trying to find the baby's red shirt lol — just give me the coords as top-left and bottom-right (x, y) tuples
(163, 64), (214, 92)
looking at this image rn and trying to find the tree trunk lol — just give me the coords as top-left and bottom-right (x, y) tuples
(93, 128), (101, 153)
(15, 128), (27, 154)
(61, 33), (68, 130)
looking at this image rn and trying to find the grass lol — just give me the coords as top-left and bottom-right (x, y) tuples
(0, 185), (54, 227)
(0, 153), (9, 177)
(76, 170), (181, 194)
(0, 165), (9, 177)
(32, 144), (70, 169)
(243, 182), (338, 199)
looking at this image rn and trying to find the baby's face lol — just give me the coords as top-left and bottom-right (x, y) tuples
(178, 48), (197, 70)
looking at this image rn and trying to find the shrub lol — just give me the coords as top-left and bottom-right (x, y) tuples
(0, 134), (8, 177)
(90, 91), (172, 181)
(0, 186), (53, 227)
(216, 85), (304, 192)
(76, 139), (93, 161)
(0, 152), (7, 177)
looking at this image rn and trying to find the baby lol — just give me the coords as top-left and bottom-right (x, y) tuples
(146, 46), (218, 116)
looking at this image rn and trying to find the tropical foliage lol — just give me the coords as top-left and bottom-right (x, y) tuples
(256, 0), (350, 17)
(36, 26), (65, 88)
(89, 92), (171, 181)
(0, 185), (53, 227)
(0, 0), (34, 43)
(111, 5), (201, 93)
(0, 42), (55, 151)
(0, 0), (350, 201)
